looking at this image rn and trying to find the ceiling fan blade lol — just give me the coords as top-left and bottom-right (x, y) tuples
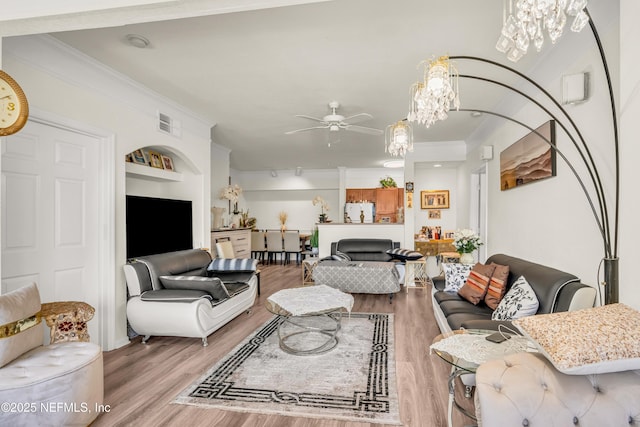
(342, 112), (373, 124)
(285, 126), (328, 135)
(344, 125), (384, 135)
(295, 114), (326, 123)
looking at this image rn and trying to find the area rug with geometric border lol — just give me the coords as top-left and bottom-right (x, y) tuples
(173, 312), (401, 425)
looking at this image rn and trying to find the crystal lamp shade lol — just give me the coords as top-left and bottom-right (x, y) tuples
(496, 0), (590, 62)
(407, 56), (460, 129)
(385, 120), (413, 157)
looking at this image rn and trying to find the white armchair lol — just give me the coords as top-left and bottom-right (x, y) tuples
(0, 283), (103, 426)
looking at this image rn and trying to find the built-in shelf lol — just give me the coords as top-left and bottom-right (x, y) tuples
(125, 162), (184, 182)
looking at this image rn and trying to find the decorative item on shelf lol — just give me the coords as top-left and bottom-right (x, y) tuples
(148, 150), (164, 169)
(360, 210), (365, 223)
(379, 176), (397, 188)
(131, 149), (147, 165)
(385, 119), (413, 157)
(161, 154), (175, 171)
(407, 56), (459, 129)
(211, 206), (226, 230)
(453, 228), (483, 264)
(496, 0), (589, 62)
(279, 211), (288, 232)
(312, 196), (330, 223)
(219, 184), (243, 226)
(240, 210), (253, 228)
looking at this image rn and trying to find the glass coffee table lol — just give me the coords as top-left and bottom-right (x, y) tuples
(265, 285), (354, 356)
(430, 329), (533, 427)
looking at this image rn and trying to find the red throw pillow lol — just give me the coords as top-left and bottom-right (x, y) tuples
(484, 263), (510, 310)
(458, 263), (496, 305)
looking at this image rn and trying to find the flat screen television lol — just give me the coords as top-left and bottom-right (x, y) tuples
(126, 195), (193, 258)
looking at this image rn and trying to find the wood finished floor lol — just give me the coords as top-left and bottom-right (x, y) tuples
(94, 262), (475, 427)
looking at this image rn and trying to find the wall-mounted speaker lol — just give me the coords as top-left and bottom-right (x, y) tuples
(562, 72), (590, 105)
(480, 145), (493, 161)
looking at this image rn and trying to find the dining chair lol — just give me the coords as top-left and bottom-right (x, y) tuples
(215, 240), (235, 258)
(251, 230), (266, 263)
(265, 230), (284, 265)
(283, 230), (302, 265)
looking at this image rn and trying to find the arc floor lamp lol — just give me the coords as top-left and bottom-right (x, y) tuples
(409, 9), (619, 304)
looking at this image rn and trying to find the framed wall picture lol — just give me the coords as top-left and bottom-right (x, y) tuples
(500, 120), (556, 191)
(420, 190), (450, 209)
(148, 150), (164, 169)
(161, 155), (175, 171)
(428, 209), (441, 219)
(131, 149), (147, 165)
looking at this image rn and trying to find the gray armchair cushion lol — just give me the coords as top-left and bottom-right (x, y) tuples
(140, 289), (213, 303)
(159, 275), (229, 301)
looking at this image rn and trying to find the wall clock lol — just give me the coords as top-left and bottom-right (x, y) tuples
(405, 181), (414, 193)
(0, 70), (29, 136)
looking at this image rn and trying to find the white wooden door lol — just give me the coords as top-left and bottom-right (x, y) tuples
(2, 120), (101, 343)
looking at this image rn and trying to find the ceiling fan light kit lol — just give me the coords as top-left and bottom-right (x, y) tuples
(285, 101), (383, 137)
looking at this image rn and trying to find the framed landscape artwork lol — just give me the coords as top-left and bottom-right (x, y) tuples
(420, 190), (449, 209)
(500, 120), (556, 191)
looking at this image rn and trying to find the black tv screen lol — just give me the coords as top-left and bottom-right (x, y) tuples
(126, 195), (193, 258)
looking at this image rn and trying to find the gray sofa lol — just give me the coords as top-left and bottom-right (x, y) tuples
(124, 249), (258, 346)
(432, 253), (597, 333)
(329, 238), (400, 261)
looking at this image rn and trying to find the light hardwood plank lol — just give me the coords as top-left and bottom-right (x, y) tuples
(93, 263), (474, 427)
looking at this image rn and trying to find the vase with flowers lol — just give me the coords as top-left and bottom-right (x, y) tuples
(219, 184), (243, 227)
(453, 228), (483, 264)
(279, 211), (288, 232)
(312, 196), (330, 223)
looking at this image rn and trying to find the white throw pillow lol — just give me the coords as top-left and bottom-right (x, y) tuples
(491, 275), (539, 320)
(442, 263), (472, 293)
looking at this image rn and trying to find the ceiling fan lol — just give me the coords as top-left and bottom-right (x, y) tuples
(285, 101), (383, 136)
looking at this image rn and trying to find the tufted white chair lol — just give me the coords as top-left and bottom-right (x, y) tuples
(475, 351), (640, 426)
(0, 283), (103, 426)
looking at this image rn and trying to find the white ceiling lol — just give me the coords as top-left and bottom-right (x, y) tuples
(13, 0), (591, 171)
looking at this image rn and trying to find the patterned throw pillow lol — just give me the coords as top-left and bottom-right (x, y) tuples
(386, 248), (424, 261)
(207, 258), (257, 272)
(484, 263), (510, 310)
(458, 263), (497, 305)
(514, 303), (640, 375)
(331, 250), (351, 261)
(491, 275), (539, 320)
(442, 263), (473, 293)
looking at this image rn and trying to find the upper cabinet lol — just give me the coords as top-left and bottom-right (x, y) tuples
(345, 187), (404, 223)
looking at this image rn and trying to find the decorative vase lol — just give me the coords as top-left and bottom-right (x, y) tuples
(319, 213), (327, 223)
(359, 210), (365, 223)
(230, 213), (241, 228)
(211, 207), (225, 230)
(459, 252), (474, 264)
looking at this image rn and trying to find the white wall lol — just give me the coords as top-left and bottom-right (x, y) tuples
(413, 165), (459, 235)
(3, 35), (213, 349)
(619, 0), (640, 309)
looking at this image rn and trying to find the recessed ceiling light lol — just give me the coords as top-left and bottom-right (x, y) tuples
(125, 34), (150, 49)
(470, 111), (483, 118)
(433, 164), (442, 168)
(383, 160), (404, 168)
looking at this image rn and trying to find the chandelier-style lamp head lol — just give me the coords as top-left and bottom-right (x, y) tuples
(385, 120), (413, 157)
(407, 56), (459, 128)
(496, 0), (590, 62)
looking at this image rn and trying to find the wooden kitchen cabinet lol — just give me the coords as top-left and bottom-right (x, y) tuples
(346, 187), (403, 223)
